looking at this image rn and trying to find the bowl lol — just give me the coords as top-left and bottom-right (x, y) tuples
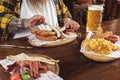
(80, 39), (118, 62)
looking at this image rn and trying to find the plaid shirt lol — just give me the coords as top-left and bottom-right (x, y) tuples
(0, 0), (71, 41)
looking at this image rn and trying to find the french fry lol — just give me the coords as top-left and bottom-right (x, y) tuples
(84, 38), (120, 54)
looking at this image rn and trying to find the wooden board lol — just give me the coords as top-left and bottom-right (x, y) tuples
(80, 39), (117, 62)
(82, 53), (117, 62)
(28, 33), (77, 47)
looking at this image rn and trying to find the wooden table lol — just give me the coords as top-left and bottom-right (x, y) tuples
(0, 19), (120, 80)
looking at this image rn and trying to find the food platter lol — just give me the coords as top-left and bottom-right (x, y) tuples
(80, 27), (120, 62)
(0, 53), (59, 78)
(28, 32), (77, 47)
(80, 39), (119, 62)
(29, 36), (77, 47)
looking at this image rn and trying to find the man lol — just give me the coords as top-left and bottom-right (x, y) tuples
(0, 0), (80, 41)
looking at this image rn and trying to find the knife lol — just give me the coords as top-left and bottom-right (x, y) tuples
(0, 44), (33, 49)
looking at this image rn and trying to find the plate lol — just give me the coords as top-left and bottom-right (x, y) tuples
(80, 39), (118, 62)
(28, 33), (77, 47)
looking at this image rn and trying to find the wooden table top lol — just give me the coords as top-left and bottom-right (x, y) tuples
(0, 19), (120, 80)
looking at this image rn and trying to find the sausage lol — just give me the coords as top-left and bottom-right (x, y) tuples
(36, 35), (57, 41)
(45, 21), (61, 38)
(59, 26), (66, 32)
(36, 31), (56, 37)
(60, 32), (65, 39)
(31, 30), (56, 37)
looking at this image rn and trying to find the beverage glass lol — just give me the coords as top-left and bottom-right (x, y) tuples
(86, 4), (104, 32)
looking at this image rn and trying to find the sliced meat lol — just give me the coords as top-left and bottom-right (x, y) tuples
(105, 35), (118, 43)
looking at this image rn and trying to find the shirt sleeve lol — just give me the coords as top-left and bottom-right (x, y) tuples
(59, 0), (72, 19)
(0, 1), (18, 41)
(55, 0), (72, 27)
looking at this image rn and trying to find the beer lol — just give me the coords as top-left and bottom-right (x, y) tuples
(87, 4), (104, 32)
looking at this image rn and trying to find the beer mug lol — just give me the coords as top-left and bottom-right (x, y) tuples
(86, 4), (104, 32)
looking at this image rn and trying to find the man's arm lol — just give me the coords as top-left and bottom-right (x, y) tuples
(59, 0), (72, 19)
(0, 0), (20, 40)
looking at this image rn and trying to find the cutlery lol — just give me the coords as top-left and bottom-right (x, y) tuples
(0, 44), (33, 49)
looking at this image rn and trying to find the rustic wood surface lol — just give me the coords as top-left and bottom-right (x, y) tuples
(0, 19), (120, 80)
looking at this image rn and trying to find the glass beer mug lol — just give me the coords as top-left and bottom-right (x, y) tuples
(86, 0), (104, 32)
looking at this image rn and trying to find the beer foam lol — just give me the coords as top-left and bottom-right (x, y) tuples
(88, 5), (104, 10)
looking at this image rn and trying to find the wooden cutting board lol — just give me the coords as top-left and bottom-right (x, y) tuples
(29, 36), (77, 47)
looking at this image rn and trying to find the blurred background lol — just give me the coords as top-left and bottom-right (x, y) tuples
(63, 0), (120, 27)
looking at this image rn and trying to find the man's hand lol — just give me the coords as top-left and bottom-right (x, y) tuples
(64, 18), (80, 31)
(25, 15), (45, 28)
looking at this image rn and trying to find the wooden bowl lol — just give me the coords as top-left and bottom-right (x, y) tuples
(81, 39), (117, 62)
